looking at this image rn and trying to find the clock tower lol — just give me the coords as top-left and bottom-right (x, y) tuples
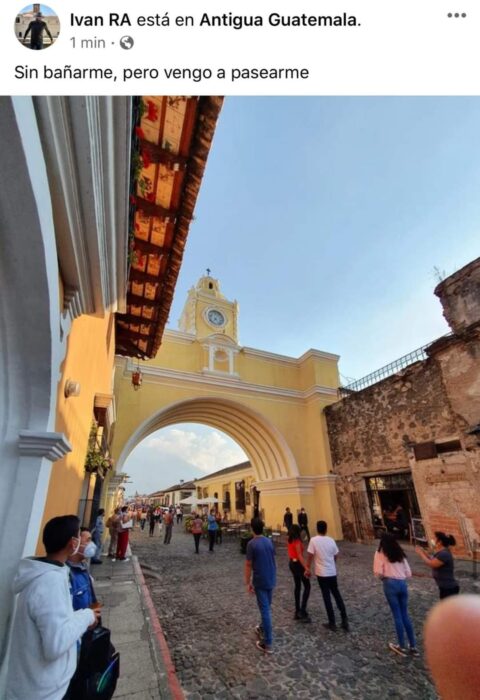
(178, 273), (239, 375)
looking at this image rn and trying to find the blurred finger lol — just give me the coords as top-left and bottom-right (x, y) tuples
(425, 594), (480, 700)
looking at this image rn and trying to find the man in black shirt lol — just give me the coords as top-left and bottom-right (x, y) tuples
(24, 12), (53, 50)
(283, 507), (293, 532)
(298, 507), (310, 540)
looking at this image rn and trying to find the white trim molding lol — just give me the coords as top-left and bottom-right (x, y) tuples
(117, 357), (338, 401)
(18, 431), (72, 461)
(242, 346), (340, 365)
(63, 286), (83, 322)
(33, 96), (131, 315)
(163, 330), (339, 365)
(255, 473), (338, 496)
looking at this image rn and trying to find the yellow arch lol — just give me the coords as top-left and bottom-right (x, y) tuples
(115, 396), (299, 482)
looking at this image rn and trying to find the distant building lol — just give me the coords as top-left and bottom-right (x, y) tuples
(160, 480), (196, 510)
(195, 462), (256, 521)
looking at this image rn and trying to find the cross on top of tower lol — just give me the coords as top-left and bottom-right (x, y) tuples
(206, 268), (211, 276)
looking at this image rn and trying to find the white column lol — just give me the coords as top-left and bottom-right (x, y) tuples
(0, 432), (71, 688)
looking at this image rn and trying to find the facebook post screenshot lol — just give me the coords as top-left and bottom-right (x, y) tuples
(0, 1), (479, 699)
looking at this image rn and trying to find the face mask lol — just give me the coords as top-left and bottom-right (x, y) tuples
(71, 537), (80, 556)
(83, 542), (97, 559)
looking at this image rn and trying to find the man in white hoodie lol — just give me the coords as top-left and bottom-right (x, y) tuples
(6, 515), (100, 700)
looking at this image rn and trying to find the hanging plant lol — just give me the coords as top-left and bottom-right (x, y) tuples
(85, 421), (111, 473)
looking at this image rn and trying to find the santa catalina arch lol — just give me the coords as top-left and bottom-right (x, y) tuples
(112, 274), (342, 535)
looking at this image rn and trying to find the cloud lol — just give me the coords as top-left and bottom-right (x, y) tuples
(145, 428), (246, 474)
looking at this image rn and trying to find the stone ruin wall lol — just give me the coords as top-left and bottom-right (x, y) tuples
(325, 348), (480, 556)
(435, 256), (480, 333)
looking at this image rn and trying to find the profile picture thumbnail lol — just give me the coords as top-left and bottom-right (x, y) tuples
(15, 3), (59, 50)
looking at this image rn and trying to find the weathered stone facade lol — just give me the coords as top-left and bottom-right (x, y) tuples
(325, 258), (480, 556)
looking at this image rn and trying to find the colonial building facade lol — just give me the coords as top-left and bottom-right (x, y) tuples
(0, 95), (221, 692)
(112, 274), (342, 535)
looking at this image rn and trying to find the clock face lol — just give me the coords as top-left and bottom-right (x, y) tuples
(207, 309), (226, 327)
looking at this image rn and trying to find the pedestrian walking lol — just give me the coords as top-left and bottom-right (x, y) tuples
(283, 507), (293, 532)
(305, 520), (349, 631)
(176, 505), (183, 524)
(245, 517), (276, 654)
(140, 509), (147, 530)
(298, 507), (310, 541)
(115, 506), (132, 561)
(374, 534), (419, 657)
(5, 515), (99, 700)
(163, 509), (173, 544)
(91, 508), (104, 564)
(207, 509), (218, 552)
(288, 525), (311, 621)
(191, 512), (203, 554)
(148, 507), (156, 536)
(415, 532), (460, 599)
(107, 508), (120, 557)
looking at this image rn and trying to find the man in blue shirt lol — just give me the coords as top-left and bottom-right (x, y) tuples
(245, 518), (276, 654)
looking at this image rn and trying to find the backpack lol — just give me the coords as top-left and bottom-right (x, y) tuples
(65, 626), (120, 699)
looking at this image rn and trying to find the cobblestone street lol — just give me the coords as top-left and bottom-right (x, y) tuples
(130, 526), (478, 699)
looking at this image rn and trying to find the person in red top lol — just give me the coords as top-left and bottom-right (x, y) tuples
(191, 512), (203, 554)
(288, 524), (311, 622)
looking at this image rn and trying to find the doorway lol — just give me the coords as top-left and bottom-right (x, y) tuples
(366, 472), (420, 539)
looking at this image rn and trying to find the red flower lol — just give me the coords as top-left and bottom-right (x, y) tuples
(135, 126), (145, 140)
(141, 149), (151, 169)
(129, 194), (137, 205)
(146, 100), (159, 122)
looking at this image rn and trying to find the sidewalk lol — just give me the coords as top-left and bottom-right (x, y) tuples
(92, 554), (183, 699)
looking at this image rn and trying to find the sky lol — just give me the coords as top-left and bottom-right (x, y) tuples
(20, 5), (55, 14)
(124, 97), (480, 495)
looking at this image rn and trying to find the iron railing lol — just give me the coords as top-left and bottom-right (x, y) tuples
(339, 343), (431, 397)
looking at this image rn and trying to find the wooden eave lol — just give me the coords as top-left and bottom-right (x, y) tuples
(115, 95), (223, 359)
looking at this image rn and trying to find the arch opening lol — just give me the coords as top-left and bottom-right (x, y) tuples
(115, 397), (299, 485)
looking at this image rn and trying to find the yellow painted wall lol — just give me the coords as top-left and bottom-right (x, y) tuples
(112, 330), (343, 537)
(38, 311), (116, 552)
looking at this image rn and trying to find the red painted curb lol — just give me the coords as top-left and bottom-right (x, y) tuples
(132, 557), (185, 700)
